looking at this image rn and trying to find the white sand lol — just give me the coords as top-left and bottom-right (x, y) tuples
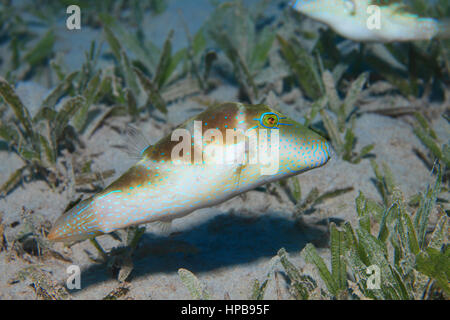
(0, 0), (448, 299)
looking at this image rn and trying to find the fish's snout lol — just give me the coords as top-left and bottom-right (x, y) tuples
(323, 139), (333, 163)
(286, 133), (332, 172)
(316, 138), (332, 167)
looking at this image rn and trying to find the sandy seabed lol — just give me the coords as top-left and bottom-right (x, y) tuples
(0, 0), (448, 299)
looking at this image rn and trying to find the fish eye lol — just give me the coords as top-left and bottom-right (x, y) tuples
(260, 112), (279, 128)
(343, 0), (356, 15)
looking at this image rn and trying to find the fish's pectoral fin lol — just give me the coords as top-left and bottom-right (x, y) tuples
(235, 164), (244, 189)
(122, 125), (152, 160)
(150, 220), (173, 236)
(365, 43), (407, 71)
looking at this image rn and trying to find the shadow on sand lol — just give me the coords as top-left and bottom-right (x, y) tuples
(74, 211), (330, 293)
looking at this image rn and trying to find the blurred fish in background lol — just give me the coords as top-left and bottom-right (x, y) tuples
(292, 0), (450, 42)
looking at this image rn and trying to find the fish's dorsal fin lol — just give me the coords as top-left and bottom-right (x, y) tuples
(123, 125), (152, 160)
(375, 0), (425, 18)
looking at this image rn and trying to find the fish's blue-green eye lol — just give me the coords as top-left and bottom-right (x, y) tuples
(260, 112), (279, 128)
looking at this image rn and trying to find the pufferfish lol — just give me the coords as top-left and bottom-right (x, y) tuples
(292, 0), (450, 42)
(48, 102), (331, 242)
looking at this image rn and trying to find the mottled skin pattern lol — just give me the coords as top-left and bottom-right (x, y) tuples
(48, 103), (331, 242)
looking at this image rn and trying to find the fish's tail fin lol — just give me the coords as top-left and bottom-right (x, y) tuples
(437, 19), (450, 39)
(48, 198), (103, 243)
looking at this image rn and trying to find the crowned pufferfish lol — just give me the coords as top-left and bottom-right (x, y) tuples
(48, 102), (331, 243)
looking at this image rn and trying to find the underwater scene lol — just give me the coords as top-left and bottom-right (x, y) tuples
(0, 0), (448, 300)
